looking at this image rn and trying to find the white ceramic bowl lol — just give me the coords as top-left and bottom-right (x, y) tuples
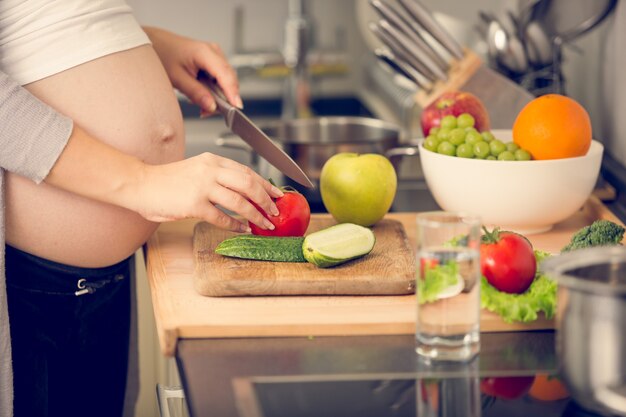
(420, 130), (604, 234)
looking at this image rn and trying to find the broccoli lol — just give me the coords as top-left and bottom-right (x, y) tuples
(561, 220), (625, 252)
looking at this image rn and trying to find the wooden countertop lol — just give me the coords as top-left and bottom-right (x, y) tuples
(146, 196), (621, 356)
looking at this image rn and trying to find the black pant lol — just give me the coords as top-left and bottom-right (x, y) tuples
(6, 245), (132, 417)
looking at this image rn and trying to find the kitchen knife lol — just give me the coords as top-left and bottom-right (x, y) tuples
(369, 22), (438, 83)
(198, 71), (314, 189)
(397, 0), (465, 59)
(378, 19), (448, 81)
(370, 0), (448, 72)
(374, 48), (429, 91)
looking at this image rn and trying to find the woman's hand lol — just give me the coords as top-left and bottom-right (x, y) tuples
(135, 153), (283, 232)
(144, 26), (242, 116)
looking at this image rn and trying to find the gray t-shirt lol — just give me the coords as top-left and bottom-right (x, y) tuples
(0, 70), (73, 417)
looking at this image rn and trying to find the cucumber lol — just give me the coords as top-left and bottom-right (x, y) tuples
(215, 235), (306, 262)
(302, 223), (376, 268)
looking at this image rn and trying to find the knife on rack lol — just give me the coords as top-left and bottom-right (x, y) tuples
(368, 0), (535, 129)
(369, 22), (438, 83)
(397, 0), (465, 60)
(197, 71), (314, 189)
(378, 19), (448, 81)
(370, 0), (448, 72)
(374, 48), (426, 91)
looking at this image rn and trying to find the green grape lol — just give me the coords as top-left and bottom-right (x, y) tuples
(449, 128), (466, 145)
(486, 155), (497, 160)
(437, 127), (452, 141)
(457, 113), (475, 128)
(498, 151), (516, 161)
(440, 115), (457, 129)
(506, 142), (520, 152)
(465, 131), (483, 146)
(437, 141), (456, 156)
(515, 149), (532, 161)
(465, 127), (479, 135)
(473, 141), (490, 159)
(429, 127), (440, 136)
(424, 135), (440, 152)
(481, 131), (495, 142)
(456, 143), (474, 158)
(489, 139), (506, 156)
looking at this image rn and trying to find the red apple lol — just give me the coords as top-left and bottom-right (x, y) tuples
(420, 91), (491, 136)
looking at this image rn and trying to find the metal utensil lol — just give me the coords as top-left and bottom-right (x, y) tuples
(374, 48), (427, 90)
(397, 0), (465, 59)
(198, 71), (314, 189)
(484, 12), (529, 73)
(527, 0), (618, 42)
(542, 246), (626, 417)
(378, 19), (448, 81)
(368, 0), (535, 128)
(369, 22), (438, 83)
(369, 0), (448, 72)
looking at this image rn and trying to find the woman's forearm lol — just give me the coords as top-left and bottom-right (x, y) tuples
(44, 124), (144, 212)
(44, 124), (281, 232)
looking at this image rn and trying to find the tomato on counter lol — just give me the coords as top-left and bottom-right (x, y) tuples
(480, 228), (537, 294)
(249, 186), (310, 237)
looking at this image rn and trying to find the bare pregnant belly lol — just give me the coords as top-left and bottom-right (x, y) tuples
(5, 45), (185, 267)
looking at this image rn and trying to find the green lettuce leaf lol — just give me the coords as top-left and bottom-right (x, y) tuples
(480, 251), (557, 323)
(418, 261), (459, 305)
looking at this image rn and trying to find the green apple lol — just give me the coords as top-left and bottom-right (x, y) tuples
(320, 153), (397, 226)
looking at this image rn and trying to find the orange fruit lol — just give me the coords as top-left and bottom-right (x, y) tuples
(513, 94), (592, 160)
(528, 374), (569, 401)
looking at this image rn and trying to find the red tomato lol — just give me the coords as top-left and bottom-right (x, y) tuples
(480, 376), (535, 400)
(480, 228), (537, 294)
(249, 188), (310, 237)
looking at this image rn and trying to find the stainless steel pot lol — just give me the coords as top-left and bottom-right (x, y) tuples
(541, 247), (626, 416)
(216, 116), (406, 211)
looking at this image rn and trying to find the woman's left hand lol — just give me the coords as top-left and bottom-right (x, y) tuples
(143, 26), (243, 117)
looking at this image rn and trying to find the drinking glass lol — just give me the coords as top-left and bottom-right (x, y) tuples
(416, 211), (481, 361)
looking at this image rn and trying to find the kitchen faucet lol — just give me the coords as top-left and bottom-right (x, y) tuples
(282, 0), (311, 119)
(229, 0), (347, 120)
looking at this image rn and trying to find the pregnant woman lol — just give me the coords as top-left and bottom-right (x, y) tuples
(0, 1), (277, 416)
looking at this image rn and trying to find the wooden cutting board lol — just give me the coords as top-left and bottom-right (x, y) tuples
(193, 218), (415, 296)
(146, 198), (624, 355)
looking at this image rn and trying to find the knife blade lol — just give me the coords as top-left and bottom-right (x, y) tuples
(397, 0), (465, 59)
(378, 19), (448, 81)
(370, 0), (448, 72)
(198, 71), (314, 189)
(374, 48), (428, 91)
(369, 22), (438, 83)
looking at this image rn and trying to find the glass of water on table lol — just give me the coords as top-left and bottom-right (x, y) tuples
(416, 212), (481, 361)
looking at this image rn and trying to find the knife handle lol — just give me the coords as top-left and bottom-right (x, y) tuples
(197, 70), (232, 116)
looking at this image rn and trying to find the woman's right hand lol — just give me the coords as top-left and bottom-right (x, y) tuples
(134, 152), (283, 232)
